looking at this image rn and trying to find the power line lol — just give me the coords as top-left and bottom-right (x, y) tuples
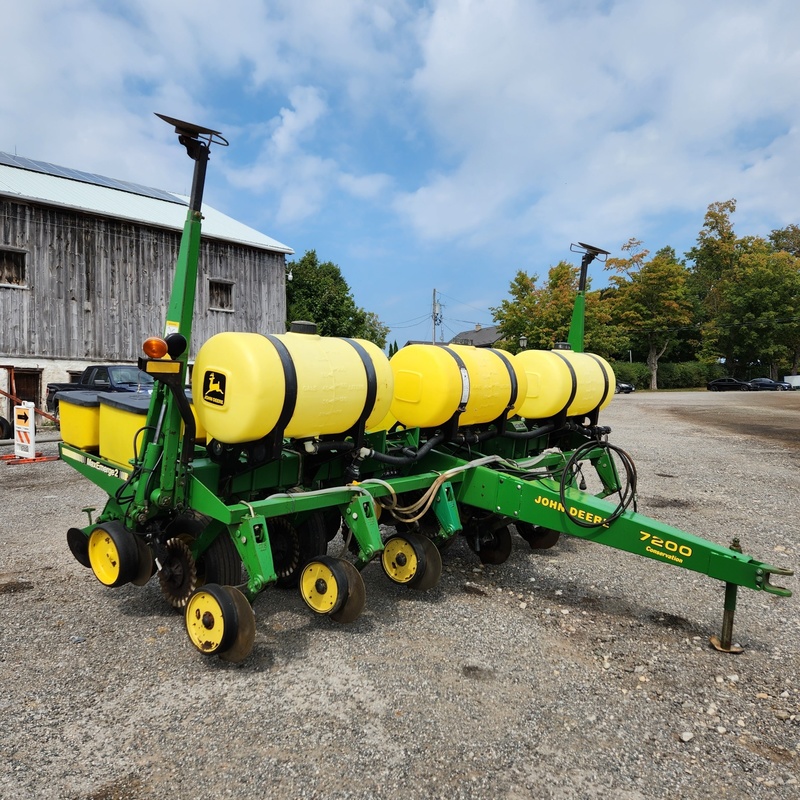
(436, 291), (495, 319)
(385, 312), (431, 327)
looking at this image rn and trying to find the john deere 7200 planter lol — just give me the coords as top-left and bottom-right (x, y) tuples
(59, 116), (792, 662)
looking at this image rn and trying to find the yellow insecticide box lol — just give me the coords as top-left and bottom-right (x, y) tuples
(98, 393), (152, 466)
(58, 391), (101, 450)
(98, 391), (206, 466)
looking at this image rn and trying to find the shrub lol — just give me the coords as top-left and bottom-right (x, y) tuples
(609, 361), (720, 390)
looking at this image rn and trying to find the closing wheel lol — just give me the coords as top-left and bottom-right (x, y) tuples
(270, 513), (328, 589)
(381, 533), (442, 590)
(321, 508), (343, 542)
(473, 525), (514, 565)
(185, 583), (238, 657)
(219, 586), (256, 663)
(163, 515), (242, 589)
(158, 538), (198, 607)
(330, 560), (366, 624)
(132, 535), (155, 586)
(516, 521), (561, 550)
(87, 522), (141, 587)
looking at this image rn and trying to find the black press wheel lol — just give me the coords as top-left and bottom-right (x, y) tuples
(516, 521), (561, 550)
(475, 524), (514, 565)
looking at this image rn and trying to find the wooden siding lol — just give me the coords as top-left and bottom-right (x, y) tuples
(0, 199), (287, 361)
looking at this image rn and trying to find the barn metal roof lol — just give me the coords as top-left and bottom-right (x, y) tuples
(0, 152), (293, 255)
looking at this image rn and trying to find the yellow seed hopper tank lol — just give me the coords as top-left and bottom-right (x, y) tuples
(192, 328), (394, 444)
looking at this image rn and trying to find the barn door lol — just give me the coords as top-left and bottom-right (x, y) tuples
(12, 369), (42, 410)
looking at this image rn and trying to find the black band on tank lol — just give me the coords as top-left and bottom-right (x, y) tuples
(439, 345), (470, 411)
(263, 334), (298, 435)
(551, 349), (578, 416)
(585, 353), (611, 408)
(342, 338), (378, 425)
(488, 348), (519, 409)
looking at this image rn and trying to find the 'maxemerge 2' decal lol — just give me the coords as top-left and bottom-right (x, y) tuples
(61, 448), (131, 480)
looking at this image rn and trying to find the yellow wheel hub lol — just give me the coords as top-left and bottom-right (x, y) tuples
(185, 588), (229, 653)
(382, 537), (419, 584)
(88, 528), (123, 586)
(301, 560), (341, 614)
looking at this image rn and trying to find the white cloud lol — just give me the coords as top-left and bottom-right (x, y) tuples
(395, 0), (800, 254)
(4, 0), (800, 300)
(224, 86), (394, 224)
(271, 87), (328, 157)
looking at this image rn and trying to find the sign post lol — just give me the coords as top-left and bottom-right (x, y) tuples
(14, 401), (35, 459)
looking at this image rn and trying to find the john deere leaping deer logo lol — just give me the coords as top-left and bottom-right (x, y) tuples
(202, 371), (226, 406)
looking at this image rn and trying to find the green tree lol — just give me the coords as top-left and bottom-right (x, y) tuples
(769, 224), (800, 257)
(286, 250), (389, 348)
(685, 199), (738, 326)
(702, 237), (800, 376)
(491, 261), (624, 356)
(606, 239), (693, 389)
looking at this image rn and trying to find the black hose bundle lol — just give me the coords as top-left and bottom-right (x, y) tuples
(559, 440), (637, 528)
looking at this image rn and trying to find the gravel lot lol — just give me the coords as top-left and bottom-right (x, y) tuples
(0, 391), (798, 800)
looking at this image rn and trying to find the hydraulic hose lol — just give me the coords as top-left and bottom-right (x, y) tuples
(360, 432), (446, 466)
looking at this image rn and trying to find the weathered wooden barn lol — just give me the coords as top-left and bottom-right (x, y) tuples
(0, 152), (291, 419)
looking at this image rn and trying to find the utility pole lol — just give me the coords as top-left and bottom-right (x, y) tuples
(432, 289), (442, 343)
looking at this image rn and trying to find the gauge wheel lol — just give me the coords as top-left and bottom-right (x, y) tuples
(67, 527), (91, 568)
(87, 522), (141, 588)
(185, 583), (239, 657)
(381, 533), (442, 590)
(516, 521), (561, 550)
(330, 560), (366, 624)
(132, 535), (155, 586)
(300, 556), (365, 623)
(269, 513), (327, 589)
(219, 586), (256, 663)
(158, 538), (198, 608)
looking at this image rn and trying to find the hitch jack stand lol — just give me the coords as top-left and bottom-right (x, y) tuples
(710, 538), (744, 654)
(710, 581), (743, 654)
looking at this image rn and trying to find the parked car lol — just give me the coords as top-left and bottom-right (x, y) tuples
(46, 364), (154, 415)
(615, 381), (635, 394)
(747, 377), (792, 391)
(707, 377), (750, 392)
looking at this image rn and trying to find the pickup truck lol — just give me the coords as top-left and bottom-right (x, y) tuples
(46, 365), (154, 414)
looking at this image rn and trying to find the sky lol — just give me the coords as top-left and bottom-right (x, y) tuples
(4, 0), (800, 348)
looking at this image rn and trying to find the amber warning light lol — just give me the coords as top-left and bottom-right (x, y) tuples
(143, 337), (169, 359)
